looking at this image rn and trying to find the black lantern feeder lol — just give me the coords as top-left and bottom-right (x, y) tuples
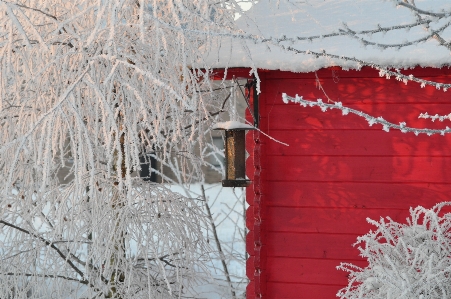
(213, 121), (256, 187)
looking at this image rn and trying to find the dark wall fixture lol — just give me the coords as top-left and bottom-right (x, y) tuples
(139, 153), (157, 182)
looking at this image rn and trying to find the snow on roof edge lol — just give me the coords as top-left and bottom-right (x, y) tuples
(203, 0), (451, 73)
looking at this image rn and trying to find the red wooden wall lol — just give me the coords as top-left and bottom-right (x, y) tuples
(242, 67), (451, 299)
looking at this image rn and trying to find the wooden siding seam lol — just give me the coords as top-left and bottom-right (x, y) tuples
(265, 154), (451, 157)
(265, 206), (408, 211)
(264, 180), (451, 185)
(265, 231), (369, 236)
(259, 101), (451, 105)
(266, 281), (345, 287)
(266, 256), (363, 262)
(264, 180), (451, 184)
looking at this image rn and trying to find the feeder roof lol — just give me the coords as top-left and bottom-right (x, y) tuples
(212, 121), (255, 130)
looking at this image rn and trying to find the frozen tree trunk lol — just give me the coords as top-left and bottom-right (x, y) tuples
(108, 115), (127, 298)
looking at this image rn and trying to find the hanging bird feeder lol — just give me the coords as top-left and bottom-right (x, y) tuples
(213, 121), (256, 187)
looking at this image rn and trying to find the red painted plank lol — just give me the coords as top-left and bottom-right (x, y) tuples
(246, 230), (255, 256)
(247, 255), (255, 278)
(261, 104), (451, 130)
(247, 280), (268, 298)
(266, 257), (367, 285)
(246, 281), (255, 299)
(266, 206), (411, 234)
(263, 78), (451, 104)
(262, 66), (451, 80)
(266, 156), (451, 183)
(266, 232), (363, 261)
(246, 205), (254, 230)
(266, 129), (451, 157)
(266, 282), (345, 299)
(264, 182), (451, 209)
(262, 70), (451, 105)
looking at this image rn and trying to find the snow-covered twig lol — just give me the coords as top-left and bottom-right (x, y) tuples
(282, 93), (451, 136)
(418, 112), (451, 122)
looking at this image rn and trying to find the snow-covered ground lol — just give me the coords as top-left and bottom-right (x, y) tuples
(0, 183), (246, 299)
(169, 184), (247, 299)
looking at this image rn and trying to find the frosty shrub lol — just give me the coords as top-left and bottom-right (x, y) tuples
(0, 181), (209, 298)
(337, 203), (451, 299)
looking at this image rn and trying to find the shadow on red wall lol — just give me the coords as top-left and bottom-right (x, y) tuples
(246, 67), (451, 298)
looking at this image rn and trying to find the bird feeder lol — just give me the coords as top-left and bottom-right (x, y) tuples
(213, 121), (256, 187)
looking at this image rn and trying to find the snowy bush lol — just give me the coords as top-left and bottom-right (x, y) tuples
(337, 203), (451, 299)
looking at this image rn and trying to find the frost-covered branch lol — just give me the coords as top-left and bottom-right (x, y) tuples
(342, 20), (451, 51)
(282, 94), (451, 136)
(418, 112), (451, 122)
(395, 0), (451, 17)
(280, 46), (451, 91)
(164, 14), (451, 92)
(0, 220), (86, 279)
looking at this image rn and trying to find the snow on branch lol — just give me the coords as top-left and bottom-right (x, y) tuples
(341, 20), (451, 51)
(395, 0), (451, 18)
(419, 112), (451, 122)
(148, 2), (451, 91)
(280, 46), (451, 91)
(153, 12), (439, 53)
(266, 20), (435, 47)
(282, 93), (451, 136)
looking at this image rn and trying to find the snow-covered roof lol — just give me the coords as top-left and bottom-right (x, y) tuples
(204, 0), (451, 72)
